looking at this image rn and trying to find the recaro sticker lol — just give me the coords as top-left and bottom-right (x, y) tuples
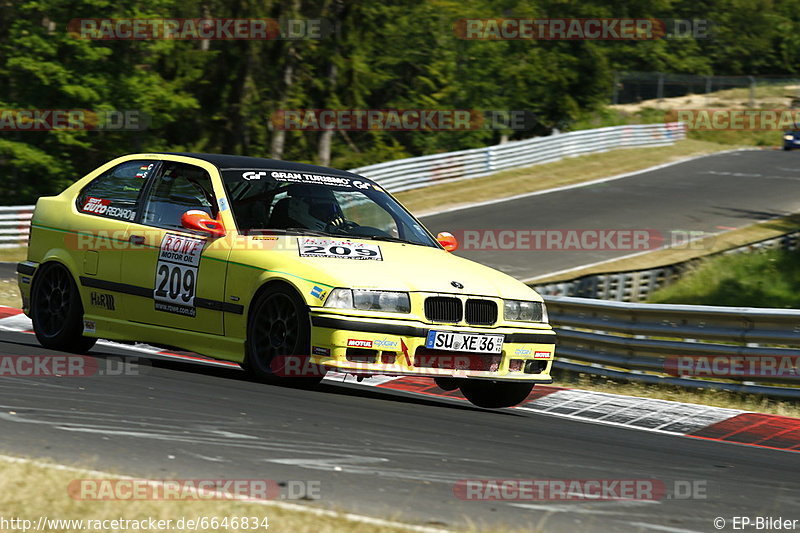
(153, 233), (205, 317)
(81, 197), (136, 221)
(298, 237), (382, 261)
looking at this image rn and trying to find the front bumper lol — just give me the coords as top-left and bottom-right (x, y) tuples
(308, 310), (556, 382)
(16, 261), (37, 315)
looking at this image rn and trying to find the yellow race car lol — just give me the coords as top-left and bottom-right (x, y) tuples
(17, 153), (556, 408)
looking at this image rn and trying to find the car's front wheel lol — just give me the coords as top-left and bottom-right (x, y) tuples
(31, 263), (96, 353)
(244, 284), (326, 386)
(459, 379), (534, 408)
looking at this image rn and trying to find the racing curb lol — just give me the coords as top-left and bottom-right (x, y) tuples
(2, 306), (798, 453)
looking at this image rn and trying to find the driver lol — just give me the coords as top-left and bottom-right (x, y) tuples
(285, 184), (346, 230)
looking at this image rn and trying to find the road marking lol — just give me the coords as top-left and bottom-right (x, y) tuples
(419, 149), (756, 218)
(626, 522), (707, 533)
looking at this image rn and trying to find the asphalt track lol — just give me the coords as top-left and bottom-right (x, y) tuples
(423, 149), (800, 280)
(0, 331), (799, 532)
(2, 149), (800, 532)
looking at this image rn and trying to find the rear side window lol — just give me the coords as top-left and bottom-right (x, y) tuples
(140, 162), (218, 231)
(77, 160), (156, 222)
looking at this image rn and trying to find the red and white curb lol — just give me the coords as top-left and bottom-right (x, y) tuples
(2, 306), (799, 453)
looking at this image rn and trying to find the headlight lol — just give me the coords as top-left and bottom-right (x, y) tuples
(784, 134), (794, 140)
(324, 288), (410, 313)
(504, 299), (547, 322)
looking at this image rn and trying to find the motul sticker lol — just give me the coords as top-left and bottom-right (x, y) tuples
(347, 339), (373, 348)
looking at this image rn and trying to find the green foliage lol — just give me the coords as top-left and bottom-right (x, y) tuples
(649, 249), (800, 308)
(1, 0), (800, 203)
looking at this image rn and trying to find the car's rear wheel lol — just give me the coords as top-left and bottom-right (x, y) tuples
(459, 379), (534, 408)
(31, 263), (96, 353)
(244, 284), (326, 386)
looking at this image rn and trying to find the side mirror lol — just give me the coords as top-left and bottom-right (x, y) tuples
(181, 210), (225, 238)
(436, 231), (458, 252)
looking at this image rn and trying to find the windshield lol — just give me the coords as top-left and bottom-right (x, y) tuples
(220, 169), (439, 247)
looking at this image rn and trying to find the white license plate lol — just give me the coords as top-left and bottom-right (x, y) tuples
(425, 331), (504, 354)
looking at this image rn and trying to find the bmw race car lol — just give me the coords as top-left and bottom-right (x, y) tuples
(17, 153), (556, 408)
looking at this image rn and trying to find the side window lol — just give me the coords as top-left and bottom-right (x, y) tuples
(141, 162), (218, 231)
(77, 160), (155, 221)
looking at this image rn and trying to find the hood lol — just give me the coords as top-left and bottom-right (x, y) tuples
(238, 236), (540, 300)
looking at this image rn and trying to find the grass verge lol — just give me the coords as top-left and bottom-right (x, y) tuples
(528, 213), (800, 284)
(0, 246), (26, 262)
(396, 139), (744, 215)
(554, 370), (800, 417)
(0, 457), (457, 533)
(648, 247), (800, 308)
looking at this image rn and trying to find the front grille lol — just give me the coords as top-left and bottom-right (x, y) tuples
(424, 297), (462, 323)
(465, 299), (497, 325)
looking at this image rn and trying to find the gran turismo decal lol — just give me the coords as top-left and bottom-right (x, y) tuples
(243, 171), (267, 180)
(269, 170), (378, 190)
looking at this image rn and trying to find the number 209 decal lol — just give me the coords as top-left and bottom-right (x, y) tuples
(298, 237), (382, 261)
(153, 234), (205, 317)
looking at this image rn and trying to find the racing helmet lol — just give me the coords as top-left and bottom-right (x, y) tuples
(285, 184), (345, 230)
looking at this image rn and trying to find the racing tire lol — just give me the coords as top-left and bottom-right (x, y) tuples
(30, 263), (97, 353)
(244, 284), (326, 387)
(784, 146), (791, 151)
(459, 380), (534, 408)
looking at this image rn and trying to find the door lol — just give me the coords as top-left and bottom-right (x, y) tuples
(73, 159), (157, 322)
(120, 161), (228, 335)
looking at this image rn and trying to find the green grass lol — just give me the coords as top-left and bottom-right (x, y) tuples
(649, 248), (800, 308)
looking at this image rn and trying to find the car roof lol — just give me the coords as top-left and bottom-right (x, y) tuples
(155, 152), (371, 181)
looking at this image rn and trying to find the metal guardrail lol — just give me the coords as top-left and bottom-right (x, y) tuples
(0, 205), (33, 249)
(0, 123), (686, 247)
(350, 122), (686, 193)
(545, 295), (800, 398)
(533, 231), (800, 302)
